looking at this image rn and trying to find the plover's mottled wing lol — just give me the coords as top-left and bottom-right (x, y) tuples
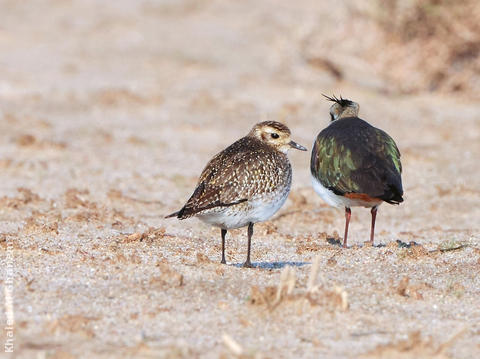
(166, 158), (246, 219)
(167, 181), (248, 220)
(167, 137), (280, 219)
(311, 118), (403, 204)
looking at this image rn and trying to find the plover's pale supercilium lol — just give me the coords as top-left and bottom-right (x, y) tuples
(166, 121), (307, 267)
(310, 95), (403, 247)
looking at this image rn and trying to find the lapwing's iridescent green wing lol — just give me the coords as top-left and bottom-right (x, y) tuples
(311, 131), (361, 195)
(311, 117), (403, 202)
(377, 128), (402, 174)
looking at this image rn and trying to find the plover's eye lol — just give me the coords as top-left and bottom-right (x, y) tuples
(270, 133), (279, 139)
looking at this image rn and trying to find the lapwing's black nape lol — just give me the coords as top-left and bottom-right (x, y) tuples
(312, 95), (404, 247)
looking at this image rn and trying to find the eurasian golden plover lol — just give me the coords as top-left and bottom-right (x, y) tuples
(166, 121), (307, 267)
(310, 95), (403, 247)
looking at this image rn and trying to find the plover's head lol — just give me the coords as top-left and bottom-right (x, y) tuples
(323, 94), (359, 121)
(249, 121), (307, 154)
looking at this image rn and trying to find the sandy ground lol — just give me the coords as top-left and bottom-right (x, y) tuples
(1, 1), (480, 358)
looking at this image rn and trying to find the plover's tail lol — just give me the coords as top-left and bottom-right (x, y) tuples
(165, 198), (248, 220)
(165, 205), (192, 219)
(165, 210), (180, 219)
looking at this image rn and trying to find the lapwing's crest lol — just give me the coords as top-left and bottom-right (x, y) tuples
(322, 94), (355, 108)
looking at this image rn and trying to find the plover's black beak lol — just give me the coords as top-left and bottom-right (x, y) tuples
(289, 140), (307, 151)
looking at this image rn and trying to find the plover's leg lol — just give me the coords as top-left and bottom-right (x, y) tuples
(343, 207), (351, 248)
(242, 222), (254, 268)
(370, 206), (378, 246)
(221, 229), (227, 264)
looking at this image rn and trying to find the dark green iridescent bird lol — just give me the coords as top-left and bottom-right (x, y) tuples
(311, 95), (403, 247)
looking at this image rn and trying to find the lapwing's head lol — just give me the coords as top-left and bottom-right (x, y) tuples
(323, 95), (359, 121)
(249, 121), (307, 154)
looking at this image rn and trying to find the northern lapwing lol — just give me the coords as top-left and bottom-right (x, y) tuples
(310, 95), (403, 247)
(166, 121), (307, 267)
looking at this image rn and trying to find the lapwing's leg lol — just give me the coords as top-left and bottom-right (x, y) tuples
(343, 207), (351, 248)
(242, 222), (254, 268)
(370, 206), (378, 246)
(221, 229), (227, 264)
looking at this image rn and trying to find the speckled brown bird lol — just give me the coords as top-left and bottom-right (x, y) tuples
(166, 121), (307, 267)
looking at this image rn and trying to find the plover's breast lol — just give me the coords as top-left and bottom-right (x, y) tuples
(197, 164), (292, 229)
(197, 184), (290, 229)
(247, 180), (291, 222)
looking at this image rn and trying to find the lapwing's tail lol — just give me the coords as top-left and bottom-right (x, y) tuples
(384, 196), (403, 205)
(383, 184), (404, 205)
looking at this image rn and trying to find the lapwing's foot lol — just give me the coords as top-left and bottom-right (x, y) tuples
(220, 259), (226, 264)
(242, 260), (253, 268)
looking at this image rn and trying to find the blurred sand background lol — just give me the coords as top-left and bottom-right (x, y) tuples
(0, 0), (479, 358)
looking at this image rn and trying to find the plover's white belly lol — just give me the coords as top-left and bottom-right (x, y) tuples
(311, 174), (381, 208)
(196, 186), (290, 230)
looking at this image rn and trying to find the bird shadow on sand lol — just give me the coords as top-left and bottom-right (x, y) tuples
(231, 261), (309, 269)
(326, 237), (387, 248)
